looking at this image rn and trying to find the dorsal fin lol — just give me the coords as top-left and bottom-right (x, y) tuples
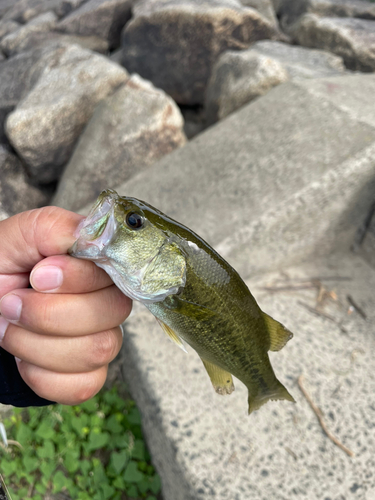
(155, 318), (187, 353)
(262, 312), (293, 352)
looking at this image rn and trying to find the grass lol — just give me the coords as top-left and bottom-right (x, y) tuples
(0, 384), (161, 500)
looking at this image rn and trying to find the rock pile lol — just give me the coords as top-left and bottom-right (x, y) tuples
(0, 0), (374, 220)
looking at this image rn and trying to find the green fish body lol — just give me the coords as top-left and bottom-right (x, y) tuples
(69, 189), (295, 414)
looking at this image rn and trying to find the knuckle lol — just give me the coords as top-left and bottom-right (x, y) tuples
(89, 330), (118, 369)
(73, 373), (103, 405)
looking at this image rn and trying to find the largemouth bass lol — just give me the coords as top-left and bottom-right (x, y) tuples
(69, 189), (295, 414)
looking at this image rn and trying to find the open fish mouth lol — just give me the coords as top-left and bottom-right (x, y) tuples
(68, 190), (118, 260)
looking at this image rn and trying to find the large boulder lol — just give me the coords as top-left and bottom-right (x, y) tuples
(56, 0), (132, 49)
(121, 0), (280, 105)
(0, 146), (49, 221)
(0, 20), (21, 42)
(53, 74), (187, 212)
(206, 50), (288, 123)
(290, 14), (375, 71)
(240, 0), (278, 26)
(278, 0), (375, 28)
(206, 41), (345, 123)
(0, 11), (58, 57)
(109, 73), (375, 279)
(2, 0), (66, 23)
(55, 0), (88, 18)
(5, 43), (128, 183)
(0, 44), (60, 144)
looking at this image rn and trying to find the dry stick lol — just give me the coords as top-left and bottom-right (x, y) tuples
(297, 375), (354, 458)
(347, 295), (367, 320)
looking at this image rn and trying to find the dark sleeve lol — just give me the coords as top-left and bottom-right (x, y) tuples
(0, 347), (54, 407)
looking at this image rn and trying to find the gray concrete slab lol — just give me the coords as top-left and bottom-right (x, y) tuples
(120, 253), (375, 500)
(108, 74), (375, 280)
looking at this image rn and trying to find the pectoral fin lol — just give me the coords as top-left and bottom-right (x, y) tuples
(164, 295), (216, 321)
(201, 359), (235, 395)
(156, 318), (187, 353)
(262, 312), (293, 352)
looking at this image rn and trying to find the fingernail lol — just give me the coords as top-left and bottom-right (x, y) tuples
(0, 294), (22, 321)
(31, 265), (63, 292)
(0, 317), (9, 342)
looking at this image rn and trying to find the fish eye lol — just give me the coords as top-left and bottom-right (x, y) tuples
(126, 212), (144, 230)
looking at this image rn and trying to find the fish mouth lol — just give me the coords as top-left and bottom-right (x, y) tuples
(68, 190), (118, 260)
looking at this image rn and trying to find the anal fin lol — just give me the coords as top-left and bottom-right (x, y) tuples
(201, 359), (235, 395)
(262, 312), (293, 352)
(156, 318), (187, 353)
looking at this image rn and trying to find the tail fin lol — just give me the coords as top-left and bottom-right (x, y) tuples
(248, 379), (295, 415)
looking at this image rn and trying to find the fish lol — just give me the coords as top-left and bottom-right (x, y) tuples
(69, 189), (295, 414)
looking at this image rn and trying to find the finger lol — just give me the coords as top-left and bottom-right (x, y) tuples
(0, 287), (131, 336)
(16, 359), (108, 405)
(30, 255), (113, 294)
(0, 272), (30, 299)
(0, 206), (83, 274)
(1, 323), (123, 373)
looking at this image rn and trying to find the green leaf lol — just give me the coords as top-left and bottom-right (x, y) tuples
(0, 458), (18, 476)
(112, 476), (125, 490)
(23, 454), (39, 473)
(15, 422), (33, 444)
(79, 397), (98, 414)
(104, 414), (123, 434)
(123, 461), (144, 483)
(110, 450), (129, 475)
(112, 434), (131, 450)
(36, 439), (55, 459)
(87, 430), (110, 452)
(100, 483), (115, 499)
(63, 449), (80, 473)
(127, 408), (142, 425)
(149, 474), (161, 495)
(40, 460), (56, 479)
(70, 415), (89, 436)
(35, 483), (47, 495)
(80, 460), (92, 475)
(52, 470), (67, 494)
(35, 421), (55, 440)
(132, 439), (146, 461)
(126, 484), (139, 498)
(146, 496), (157, 500)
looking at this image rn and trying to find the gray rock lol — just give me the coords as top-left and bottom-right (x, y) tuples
(0, 20), (21, 42)
(5, 43), (128, 183)
(121, 0), (280, 105)
(0, 0), (16, 19)
(278, 0), (375, 28)
(0, 146), (49, 219)
(240, 0), (278, 26)
(0, 44), (59, 143)
(249, 39), (346, 78)
(0, 11), (58, 57)
(107, 74), (375, 280)
(53, 74), (187, 212)
(2, 0), (65, 23)
(290, 14), (375, 71)
(206, 50), (289, 123)
(1, 30), (109, 55)
(56, 0), (132, 49)
(55, 0), (88, 18)
(206, 41), (346, 123)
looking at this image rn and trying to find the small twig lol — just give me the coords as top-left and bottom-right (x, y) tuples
(297, 375), (354, 458)
(297, 301), (348, 334)
(347, 295), (367, 320)
(285, 447), (297, 460)
(260, 284), (318, 292)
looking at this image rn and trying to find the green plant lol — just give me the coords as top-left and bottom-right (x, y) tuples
(0, 385), (161, 500)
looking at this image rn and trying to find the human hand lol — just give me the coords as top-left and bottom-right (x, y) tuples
(0, 207), (132, 405)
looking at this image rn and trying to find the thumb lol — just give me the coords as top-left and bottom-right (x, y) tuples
(0, 207), (83, 274)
